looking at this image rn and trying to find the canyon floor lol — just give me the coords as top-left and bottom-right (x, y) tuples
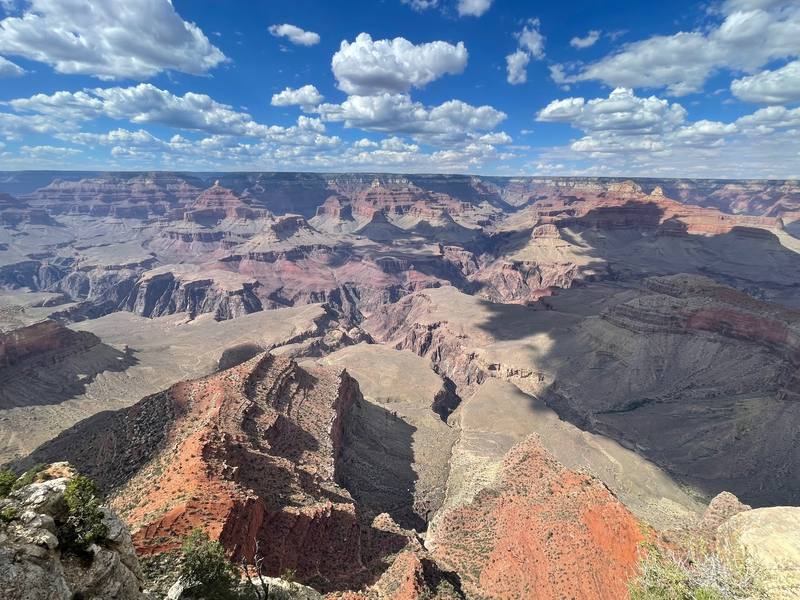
(2, 172), (800, 598)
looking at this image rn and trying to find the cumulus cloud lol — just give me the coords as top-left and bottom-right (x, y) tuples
(457, 0), (492, 17)
(505, 19), (544, 85)
(537, 88), (687, 134)
(535, 88), (738, 156)
(57, 128), (165, 148)
(736, 105), (800, 133)
(332, 33), (468, 95)
(0, 55), (22, 76)
(532, 86), (800, 178)
(0, 0), (225, 79)
(570, 30), (600, 49)
(0, 111), (70, 140)
(271, 85), (324, 108)
(9, 84), (270, 136)
(731, 60), (800, 104)
(314, 92), (506, 143)
(268, 24), (320, 46)
(551, 1), (800, 95)
(505, 50), (530, 85)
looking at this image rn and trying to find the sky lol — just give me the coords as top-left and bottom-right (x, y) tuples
(0, 0), (798, 178)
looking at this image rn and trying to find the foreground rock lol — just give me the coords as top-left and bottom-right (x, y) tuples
(0, 463), (145, 600)
(717, 507), (800, 600)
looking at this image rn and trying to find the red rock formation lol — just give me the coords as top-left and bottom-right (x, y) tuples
(99, 354), (371, 590)
(430, 434), (646, 600)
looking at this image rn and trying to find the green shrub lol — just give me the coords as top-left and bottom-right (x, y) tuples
(629, 544), (768, 600)
(0, 469), (17, 498)
(180, 529), (241, 600)
(0, 505), (18, 524)
(58, 475), (108, 554)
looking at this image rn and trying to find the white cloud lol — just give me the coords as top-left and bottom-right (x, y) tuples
(21, 144), (81, 158)
(457, 0), (492, 17)
(537, 88), (687, 135)
(400, 0), (439, 11)
(731, 60), (800, 104)
(505, 19), (544, 85)
(268, 23), (320, 46)
(553, 1), (800, 95)
(672, 120), (739, 146)
(9, 84), (269, 136)
(736, 105), (800, 133)
(0, 111), (69, 140)
(0, 0), (225, 79)
(353, 138), (378, 148)
(0, 55), (22, 76)
(570, 30), (601, 49)
(517, 19), (545, 58)
(505, 50), (530, 85)
(58, 127), (165, 148)
(332, 33), (468, 95)
(535, 88), (742, 157)
(315, 92), (506, 143)
(271, 85), (324, 108)
(532, 86), (800, 178)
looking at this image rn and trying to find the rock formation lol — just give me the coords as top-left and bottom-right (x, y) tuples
(430, 435), (646, 600)
(717, 507), (800, 600)
(18, 353), (425, 592)
(0, 463), (145, 600)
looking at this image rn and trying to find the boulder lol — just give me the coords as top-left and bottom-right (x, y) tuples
(717, 507), (800, 599)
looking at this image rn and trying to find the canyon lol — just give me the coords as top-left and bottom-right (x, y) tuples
(2, 171), (800, 598)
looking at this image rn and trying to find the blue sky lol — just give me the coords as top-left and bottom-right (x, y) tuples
(0, 0), (798, 177)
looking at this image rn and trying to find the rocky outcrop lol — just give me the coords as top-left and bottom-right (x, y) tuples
(179, 182), (271, 224)
(430, 435), (646, 600)
(0, 320), (99, 369)
(603, 274), (800, 400)
(122, 268), (264, 320)
(0, 320), (135, 411)
(716, 507), (800, 599)
(0, 464), (145, 600)
(328, 549), (464, 600)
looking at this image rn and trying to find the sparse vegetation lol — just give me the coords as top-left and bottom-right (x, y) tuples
(58, 475), (108, 554)
(180, 529), (241, 600)
(0, 469), (17, 498)
(628, 543), (769, 600)
(0, 505), (18, 524)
